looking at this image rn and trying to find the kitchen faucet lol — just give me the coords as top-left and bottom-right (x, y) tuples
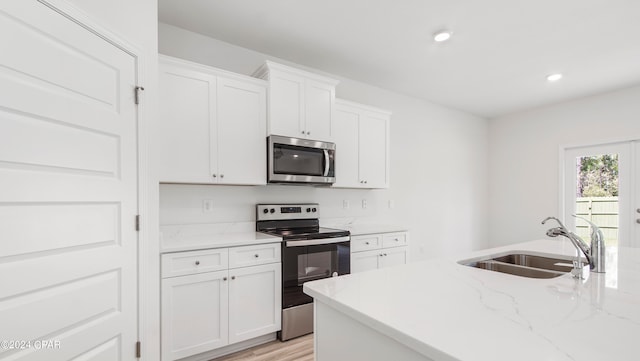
(541, 216), (606, 278)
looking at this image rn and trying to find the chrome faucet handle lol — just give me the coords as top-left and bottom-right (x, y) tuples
(573, 215), (606, 273)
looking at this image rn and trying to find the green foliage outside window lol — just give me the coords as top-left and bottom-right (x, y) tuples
(577, 154), (618, 197)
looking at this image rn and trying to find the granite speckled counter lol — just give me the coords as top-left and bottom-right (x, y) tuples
(304, 239), (640, 361)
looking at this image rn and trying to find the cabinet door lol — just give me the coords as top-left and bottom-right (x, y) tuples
(162, 271), (229, 361)
(380, 247), (409, 269)
(228, 263), (281, 344)
(158, 63), (216, 183)
(216, 77), (267, 185)
(359, 112), (389, 188)
(269, 70), (305, 138)
(351, 250), (381, 273)
(332, 105), (361, 187)
(305, 79), (335, 141)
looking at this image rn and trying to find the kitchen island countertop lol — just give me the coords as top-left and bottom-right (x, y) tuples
(304, 239), (640, 361)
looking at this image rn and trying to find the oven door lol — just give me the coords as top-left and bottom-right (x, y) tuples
(268, 135), (335, 184)
(281, 237), (350, 308)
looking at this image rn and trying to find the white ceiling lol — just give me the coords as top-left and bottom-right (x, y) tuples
(158, 0), (640, 118)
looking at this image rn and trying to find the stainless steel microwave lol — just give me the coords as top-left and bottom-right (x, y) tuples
(267, 135), (336, 185)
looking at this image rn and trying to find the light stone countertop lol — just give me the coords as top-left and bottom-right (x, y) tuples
(338, 224), (409, 236)
(160, 224), (281, 253)
(304, 239), (640, 361)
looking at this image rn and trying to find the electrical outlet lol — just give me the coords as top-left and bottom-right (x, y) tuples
(202, 199), (214, 213)
(343, 200), (350, 209)
(362, 199), (367, 209)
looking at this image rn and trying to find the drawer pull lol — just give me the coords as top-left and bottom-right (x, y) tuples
(254, 254), (259, 258)
(223, 277), (227, 281)
(231, 276), (236, 280)
(394, 238), (399, 242)
(365, 241), (370, 245)
(195, 260), (200, 266)
(383, 253), (388, 256)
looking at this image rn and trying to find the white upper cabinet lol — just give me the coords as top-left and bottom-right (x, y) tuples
(253, 61), (339, 141)
(216, 77), (267, 184)
(333, 99), (391, 189)
(158, 55), (267, 185)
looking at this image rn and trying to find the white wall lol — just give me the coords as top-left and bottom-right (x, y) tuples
(489, 85), (640, 247)
(158, 23), (490, 259)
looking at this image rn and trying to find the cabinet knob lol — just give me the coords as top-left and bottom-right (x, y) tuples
(394, 238), (399, 242)
(231, 276), (236, 280)
(383, 253), (388, 256)
(254, 254), (259, 258)
(364, 180), (368, 184)
(223, 277), (227, 281)
(212, 174), (217, 178)
(307, 131), (311, 135)
(195, 260), (200, 266)
(220, 174), (224, 178)
(301, 131), (306, 135)
(365, 241), (370, 245)
(636, 219), (640, 224)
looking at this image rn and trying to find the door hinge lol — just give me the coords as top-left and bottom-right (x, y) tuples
(135, 341), (141, 358)
(134, 86), (145, 105)
(135, 215), (140, 231)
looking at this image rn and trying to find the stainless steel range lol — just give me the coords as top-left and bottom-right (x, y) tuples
(256, 203), (350, 341)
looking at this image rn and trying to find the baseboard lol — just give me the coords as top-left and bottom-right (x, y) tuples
(177, 333), (277, 361)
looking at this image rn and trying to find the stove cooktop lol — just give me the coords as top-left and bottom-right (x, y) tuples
(261, 226), (350, 240)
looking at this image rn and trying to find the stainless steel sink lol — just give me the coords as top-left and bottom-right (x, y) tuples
(461, 253), (586, 279)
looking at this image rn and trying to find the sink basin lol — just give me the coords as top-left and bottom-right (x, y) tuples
(461, 253), (586, 279)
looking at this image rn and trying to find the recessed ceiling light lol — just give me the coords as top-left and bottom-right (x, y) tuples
(546, 73), (563, 82)
(433, 30), (452, 42)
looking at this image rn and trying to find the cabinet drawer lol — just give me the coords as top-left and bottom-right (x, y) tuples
(162, 248), (229, 278)
(382, 232), (408, 248)
(229, 243), (281, 269)
(350, 234), (382, 252)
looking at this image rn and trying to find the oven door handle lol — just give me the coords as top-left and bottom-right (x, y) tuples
(323, 149), (330, 177)
(285, 236), (350, 247)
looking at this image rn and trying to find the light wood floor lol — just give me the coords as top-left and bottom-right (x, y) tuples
(212, 334), (314, 361)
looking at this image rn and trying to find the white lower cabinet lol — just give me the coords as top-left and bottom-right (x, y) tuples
(162, 271), (229, 360)
(161, 243), (281, 361)
(228, 263), (280, 344)
(350, 232), (409, 273)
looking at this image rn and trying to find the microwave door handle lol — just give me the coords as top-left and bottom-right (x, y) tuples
(323, 149), (330, 177)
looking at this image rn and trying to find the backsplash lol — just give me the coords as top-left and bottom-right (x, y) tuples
(159, 183), (400, 227)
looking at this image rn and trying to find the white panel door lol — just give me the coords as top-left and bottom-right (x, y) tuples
(216, 77), (266, 185)
(0, 1), (138, 360)
(305, 79), (334, 141)
(633, 141), (640, 247)
(228, 263), (281, 344)
(332, 105), (361, 188)
(158, 62), (216, 183)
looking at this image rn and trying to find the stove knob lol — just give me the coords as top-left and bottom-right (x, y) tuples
(312, 207), (317, 212)
(306, 208), (311, 213)
(263, 209), (269, 214)
(270, 208), (275, 214)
